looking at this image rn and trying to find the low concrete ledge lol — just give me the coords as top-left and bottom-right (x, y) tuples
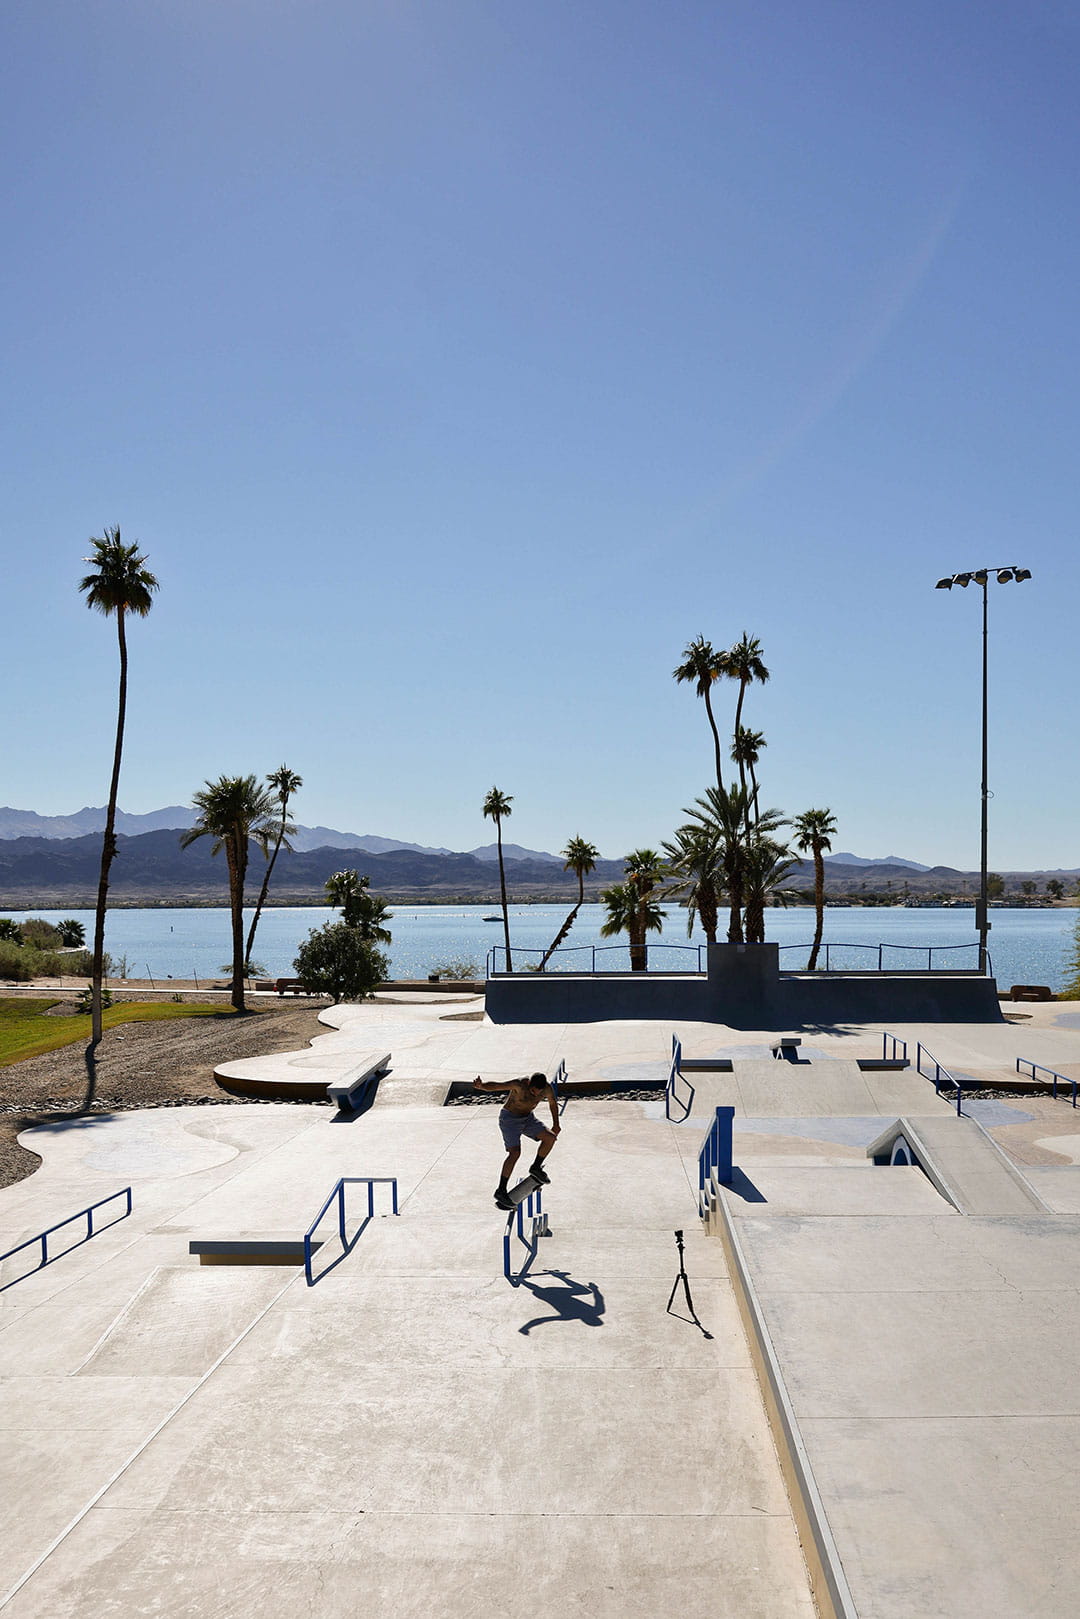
(189, 1239), (324, 1266)
(712, 1187), (859, 1619)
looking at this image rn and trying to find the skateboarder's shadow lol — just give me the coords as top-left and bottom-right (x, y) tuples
(517, 1270), (605, 1334)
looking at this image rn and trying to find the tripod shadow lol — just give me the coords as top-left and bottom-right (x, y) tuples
(517, 1270), (606, 1335)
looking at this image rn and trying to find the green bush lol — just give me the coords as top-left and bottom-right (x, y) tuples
(293, 923), (388, 1004)
(76, 984), (115, 1013)
(20, 919), (62, 950)
(0, 940), (31, 981)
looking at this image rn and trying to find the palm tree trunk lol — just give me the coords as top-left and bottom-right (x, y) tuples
(538, 868), (586, 972)
(86, 608), (128, 1102)
(629, 916), (647, 972)
(228, 835), (247, 1012)
(808, 846), (825, 970)
(703, 685), (725, 792)
(496, 819), (512, 972)
(733, 679), (748, 794)
(749, 761), (760, 827)
(698, 880), (718, 944)
(245, 801), (289, 968)
(725, 851), (745, 944)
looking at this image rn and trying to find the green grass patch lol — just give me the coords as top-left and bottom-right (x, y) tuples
(0, 998), (237, 1069)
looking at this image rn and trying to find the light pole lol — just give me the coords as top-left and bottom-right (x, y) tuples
(935, 566), (1032, 974)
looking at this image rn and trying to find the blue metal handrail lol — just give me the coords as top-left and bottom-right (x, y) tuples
(504, 1182), (548, 1286)
(487, 942), (708, 977)
(666, 1034), (695, 1121)
(0, 1187), (132, 1293)
(779, 941), (988, 974)
(882, 1032), (909, 1063)
(916, 1041), (964, 1116)
(1016, 1056), (1078, 1107)
(698, 1106), (735, 1213)
(304, 1176), (399, 1285)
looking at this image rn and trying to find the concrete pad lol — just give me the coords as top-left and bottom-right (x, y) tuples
(724, 1164), (952, 1217)
(75, 1266), (292, 1376)
(101, 1362), (790, 1519)
(2, 1507), (816, 1619)
(802, 1416), (1080, 1619)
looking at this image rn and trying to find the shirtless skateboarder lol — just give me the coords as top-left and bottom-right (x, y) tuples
(473, 1071), (560, 1211)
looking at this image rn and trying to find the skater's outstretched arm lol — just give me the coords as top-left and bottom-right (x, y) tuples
(473, 1076), (513, 1094)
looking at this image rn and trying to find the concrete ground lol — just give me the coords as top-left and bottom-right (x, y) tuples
(6, 995), (1080, 1616)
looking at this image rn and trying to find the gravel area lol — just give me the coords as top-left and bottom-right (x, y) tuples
(0, 998), (331, 1190)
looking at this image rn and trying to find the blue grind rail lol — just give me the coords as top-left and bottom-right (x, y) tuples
(698, 1107), (735, 1214)
(0, 1187), (132, 1294)
(882, 1031), (909, 1063)
(1017, 1056), (1078, 1107)
(304, 1176), (399, 1286)
(667, 1035), (695, 1121)
(503, 1183), (549, 1286)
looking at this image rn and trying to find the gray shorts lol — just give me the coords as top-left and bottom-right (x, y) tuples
(499, 1108), (548, 1150)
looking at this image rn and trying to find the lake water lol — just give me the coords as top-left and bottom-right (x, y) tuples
(7, 904), (1077, 991)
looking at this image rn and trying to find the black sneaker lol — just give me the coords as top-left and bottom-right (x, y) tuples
(494, 1191), (515, 1211)
(530, 1163), (550, 1185)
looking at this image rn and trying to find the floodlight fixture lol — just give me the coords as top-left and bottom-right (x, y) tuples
(1013, 567), (1032, 582)
(955, 572), (971, 586)
(936, 577), (954, 589)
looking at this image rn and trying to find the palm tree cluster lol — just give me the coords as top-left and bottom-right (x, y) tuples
(325, 869), (393, 943)
(671, 632), (836, 949)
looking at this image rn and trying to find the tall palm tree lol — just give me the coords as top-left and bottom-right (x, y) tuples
(482, 787), (514, 971)
(673, 637), (731, 791)
(601, 848), (666, 970)
(244, 764), (301, 970)
(793, 808), (838, 970)
(79, 529), (158, 1081)
(538, 836), (600, 970)
(725, 633), (770, 794)
(661, 823), (723, 943)
(180, 776), (277, 1011)
(731, 727), (766, 826)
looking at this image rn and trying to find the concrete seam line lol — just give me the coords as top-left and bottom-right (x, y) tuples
(0, 1268), (303, 1612)
(70, 1265), (164, 1374)
(715, 1189), (859, 1619)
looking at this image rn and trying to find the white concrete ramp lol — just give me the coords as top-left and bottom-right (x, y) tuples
(866, 1114), (1051, 1215)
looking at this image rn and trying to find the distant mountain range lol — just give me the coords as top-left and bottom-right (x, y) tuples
(0, 805), (1073, 905)
(0, 806), (557, 864)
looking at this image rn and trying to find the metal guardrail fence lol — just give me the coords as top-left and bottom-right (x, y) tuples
(1016, 1056), (1078, 1107)
(0, 1187), (132, 1293)
(487, 943), (707, 975)
(303, 1176), (399, 1286)
(487, 940), (990, 977)
(916, 1041), (964, 1116)
(698, 1106), (735, 1213)
(779, 942), (988, 974)
(667, 1034), (695, 1121)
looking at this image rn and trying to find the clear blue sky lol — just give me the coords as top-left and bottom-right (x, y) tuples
(3, 1), (1076, 868)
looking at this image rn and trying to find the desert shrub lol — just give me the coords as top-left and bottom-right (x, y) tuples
(20, 919), (62, 950)
(293, 923), (388, 1003)
(430, 957), (480, 981)
(0, 940), (31, 981)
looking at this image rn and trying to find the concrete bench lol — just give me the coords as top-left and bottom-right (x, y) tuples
(275, 978), (311, 996)
(189, 1239), (323, 1266)
(1009, 984), (1054, 1002)
(327, 1052), (391, 1112)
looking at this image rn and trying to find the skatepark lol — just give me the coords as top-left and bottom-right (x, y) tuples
(4, 992), (1080, 1616)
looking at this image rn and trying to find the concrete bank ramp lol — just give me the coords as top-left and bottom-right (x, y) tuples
(691, 1059), (950, 1120)
(867, 1114), (1051, 1215)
